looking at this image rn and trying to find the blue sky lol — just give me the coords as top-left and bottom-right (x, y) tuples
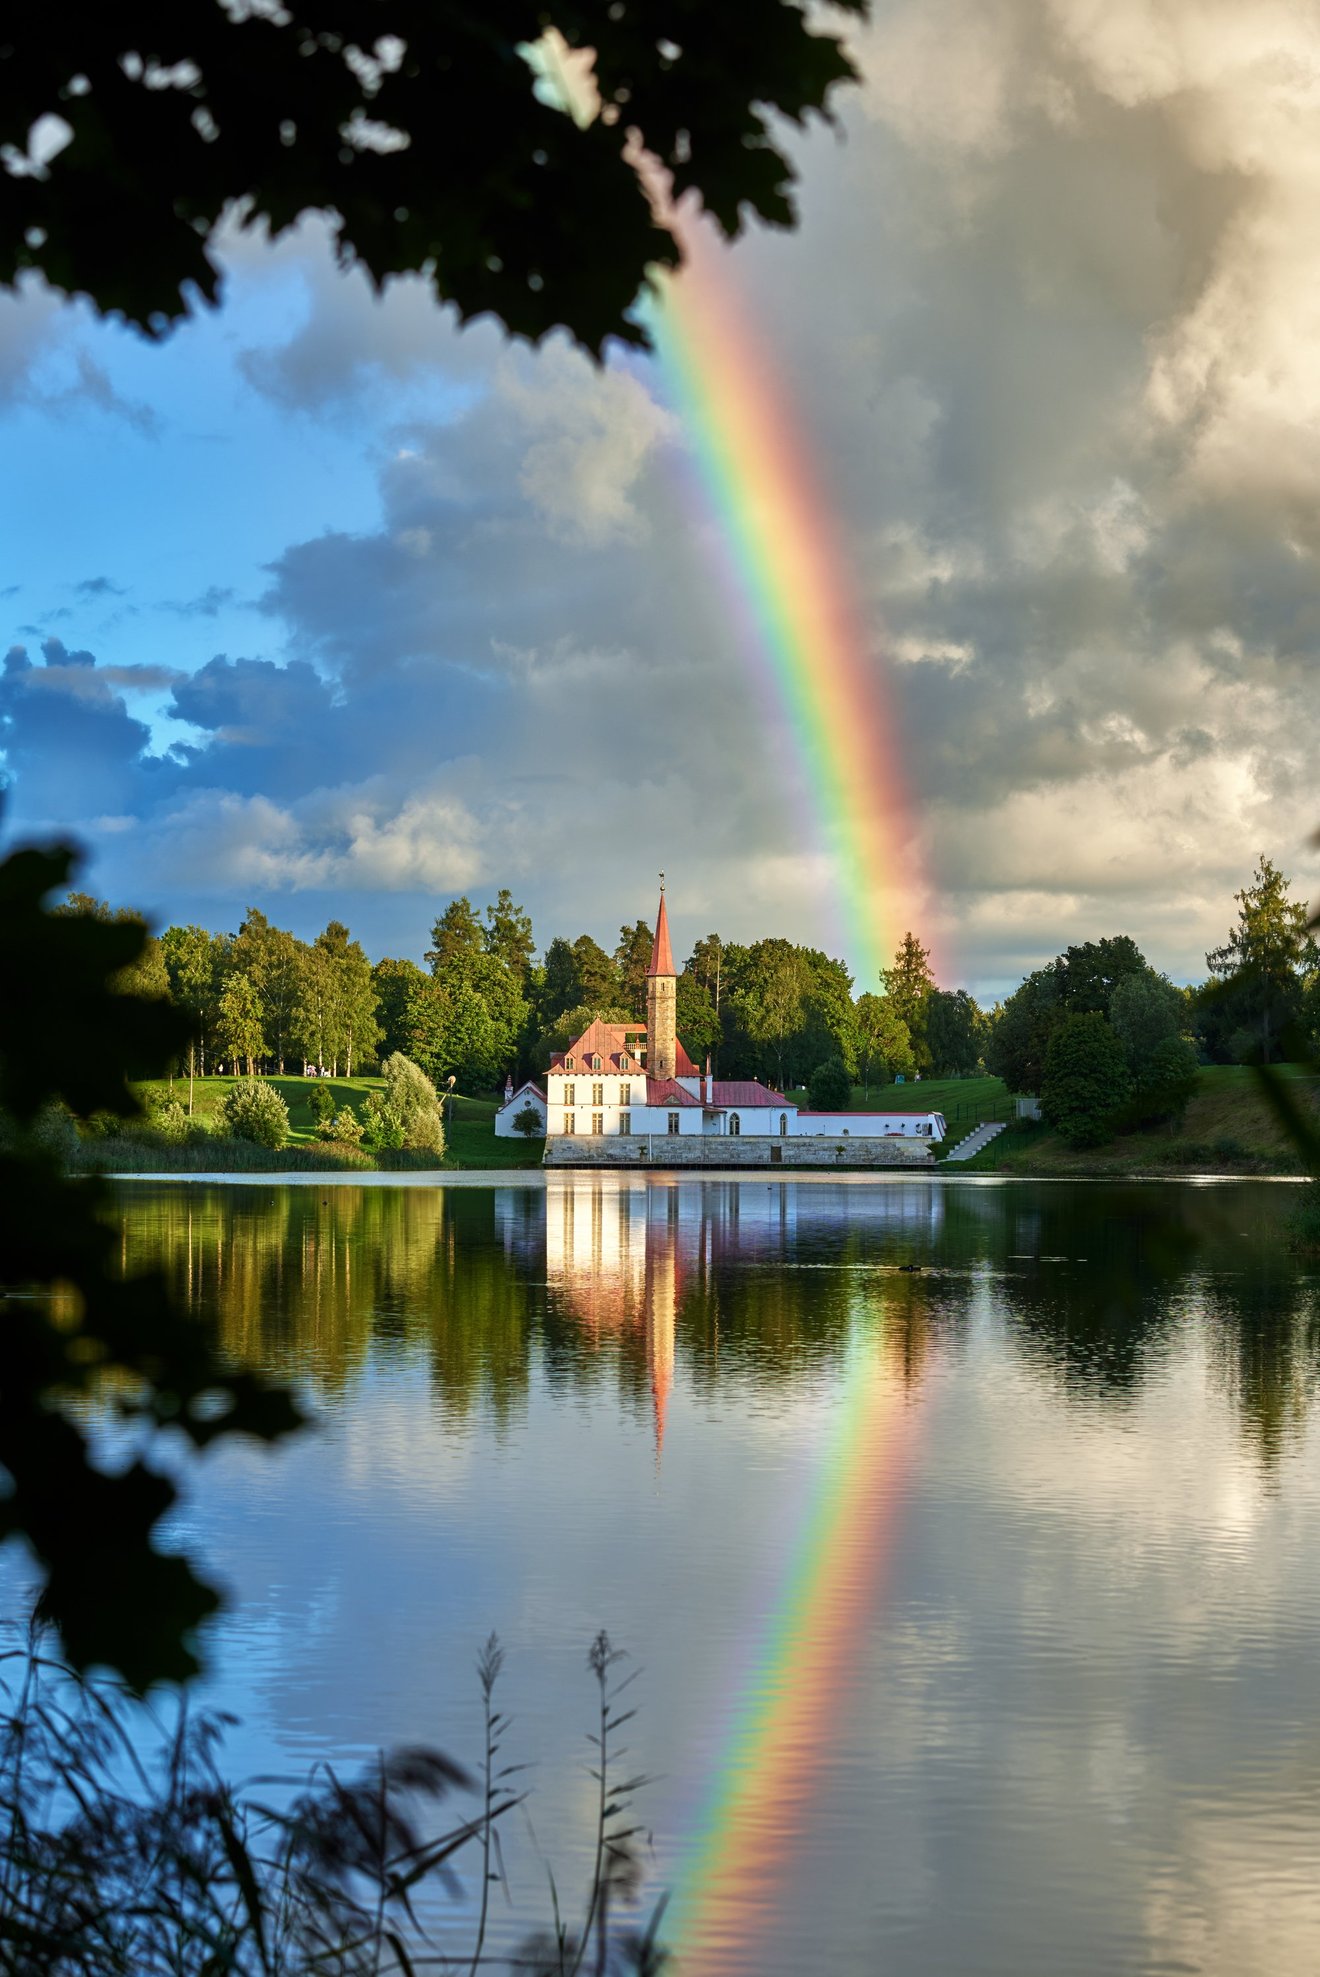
(4, 2), (1319, 996)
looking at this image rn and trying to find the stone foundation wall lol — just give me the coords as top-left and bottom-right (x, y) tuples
(543, 1135), (933, 1169)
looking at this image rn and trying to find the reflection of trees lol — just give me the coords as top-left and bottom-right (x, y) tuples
(109, 1177), (1319, 1459)
(111, 1185), (537, 1427)
(1208, 1275), (1320, 1472)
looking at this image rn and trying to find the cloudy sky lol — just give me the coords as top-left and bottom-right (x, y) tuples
(3, 0), (1319, 998)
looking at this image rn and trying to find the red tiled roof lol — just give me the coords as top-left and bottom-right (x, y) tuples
(647, 1076), (703, 1107)
(550, 1017), (645, 1071)
(549, 1015), (696, 1078)
(711, 1080), (790, 1107)
(648, 890), (675, 977)
(795, 1108), (940, 1117)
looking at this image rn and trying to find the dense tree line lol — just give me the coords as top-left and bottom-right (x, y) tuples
(68, 853), (1315, 1116)
(69, 886), (994, 1101)
(985, 857), (1319, 1146)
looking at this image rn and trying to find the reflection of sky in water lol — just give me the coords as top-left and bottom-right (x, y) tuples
(72, 1179), (1320, 1971)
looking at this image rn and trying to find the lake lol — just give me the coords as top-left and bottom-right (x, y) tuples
(103, 1174), (1320, 1975)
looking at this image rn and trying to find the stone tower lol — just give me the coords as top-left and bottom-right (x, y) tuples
(646, 878), (678, 1081)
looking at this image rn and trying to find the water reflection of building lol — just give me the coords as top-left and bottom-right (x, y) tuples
(535, 1177), (946, 1455)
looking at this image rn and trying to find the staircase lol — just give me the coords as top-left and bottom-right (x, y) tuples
(944, 1121), (1007, 1163)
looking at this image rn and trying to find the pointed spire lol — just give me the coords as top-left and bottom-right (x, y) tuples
(648, 877), (675, 978)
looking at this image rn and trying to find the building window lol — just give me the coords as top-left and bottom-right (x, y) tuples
(667, 1112), (680, 1135)
(564, 1082), (576, 1105)
(592, 1112), (604, 1135)
(565, 1056), (575, 1070)
(729, 1113), (741, 1136)
(620, 1054), (630, 1070)
(619, 1081), (631, 1106)
(563, 1112), (575, 1135)
(619, 1111), (631, 1135)
(591, 1054), (602, 1071)
(779, 1113), (788, 1136)
(592, 1082), (604, 1106)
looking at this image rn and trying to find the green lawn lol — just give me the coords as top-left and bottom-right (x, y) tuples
(131, 1075), (542, 1170)
(136, 1073), (385, 1145)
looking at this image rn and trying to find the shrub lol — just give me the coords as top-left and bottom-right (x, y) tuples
(380, 1052), (445, 1155)
(807, 1058), (852, 1111)
(307, 1083), (336, 1128)
(362, 1093), (406, 1150)
(511, 1101), (544, 1138)
(220, 1079), (290, 1149)
(1040, 1013), (1131, 1148)
(327, 1106), (364, 1145)
(152, 1098), (190, 1145)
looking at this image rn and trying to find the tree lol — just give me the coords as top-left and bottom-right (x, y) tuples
(231, 909), (301, 1072)
(614, 920), (655, 1018)
(1040, 1013), (1132, 1149)
(511, 1102), (544, 1139)
(675, 973), (722, 1065)
(799, 952), (859, 1081)
(882, 932), (936, 1071)
(373, 956), (430, 1060)
(3, 5), (865, 359)
(215, 971), (265, 1076)
(427, 897), (484, 973)
(313, 920), (380, 1075)
(571, 934), (619, 1011)
(0, 842), (302, 1684)
(1055, 936), (1149, 1018)
(1125, 1034), (1199, 1128)
(986, 969), (1060, 1096)
(430, 949), (528, 1089)
(926, 988), (982, 1077)
(161, 923), (227, 1099)
(1204, 856), (1317, 1063)
(484, 890), (535, 983)
(807, 1058), (851, 1110)
(1109, 971), (1188, 1078)
(539, 937), (582, 1027)
(854, 992), (914, 1094)
(731, 940), (810, 1092)
(687, 935), (726, 1013)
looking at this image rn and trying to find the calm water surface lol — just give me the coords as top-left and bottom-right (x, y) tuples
(107, 1175), (1320, 1975)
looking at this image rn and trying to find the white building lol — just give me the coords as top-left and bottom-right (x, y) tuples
(537, 886), (946, 1152)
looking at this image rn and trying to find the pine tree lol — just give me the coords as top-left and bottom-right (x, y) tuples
(1205, 856), (1317, 1063)
(882, 932), (936, 1072)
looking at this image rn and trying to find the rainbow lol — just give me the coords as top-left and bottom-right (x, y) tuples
(649, 244), (927, 990)
(665, 1316), (920, 1971)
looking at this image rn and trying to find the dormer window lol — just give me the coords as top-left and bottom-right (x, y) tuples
(591, 1054), (602, 1071)
(565, 1055), (575, 1070)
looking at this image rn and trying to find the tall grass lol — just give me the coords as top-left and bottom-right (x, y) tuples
(0, 1633), (667, 1975)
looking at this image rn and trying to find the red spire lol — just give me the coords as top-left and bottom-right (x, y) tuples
(648, 883), (675, 977)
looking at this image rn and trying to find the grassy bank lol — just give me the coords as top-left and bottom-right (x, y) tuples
(87, 1076), (543, 1173)
(955, 1064), (1319, 1175)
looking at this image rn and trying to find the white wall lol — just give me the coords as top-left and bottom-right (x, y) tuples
(494, 1087), (547, 1139)
(792, 1111), (946, 1142)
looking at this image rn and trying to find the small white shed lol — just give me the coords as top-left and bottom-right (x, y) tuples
(494, 1080), (548, 1139)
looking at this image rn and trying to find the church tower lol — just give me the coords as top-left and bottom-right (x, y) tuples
(646, 877), (678, 1082)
